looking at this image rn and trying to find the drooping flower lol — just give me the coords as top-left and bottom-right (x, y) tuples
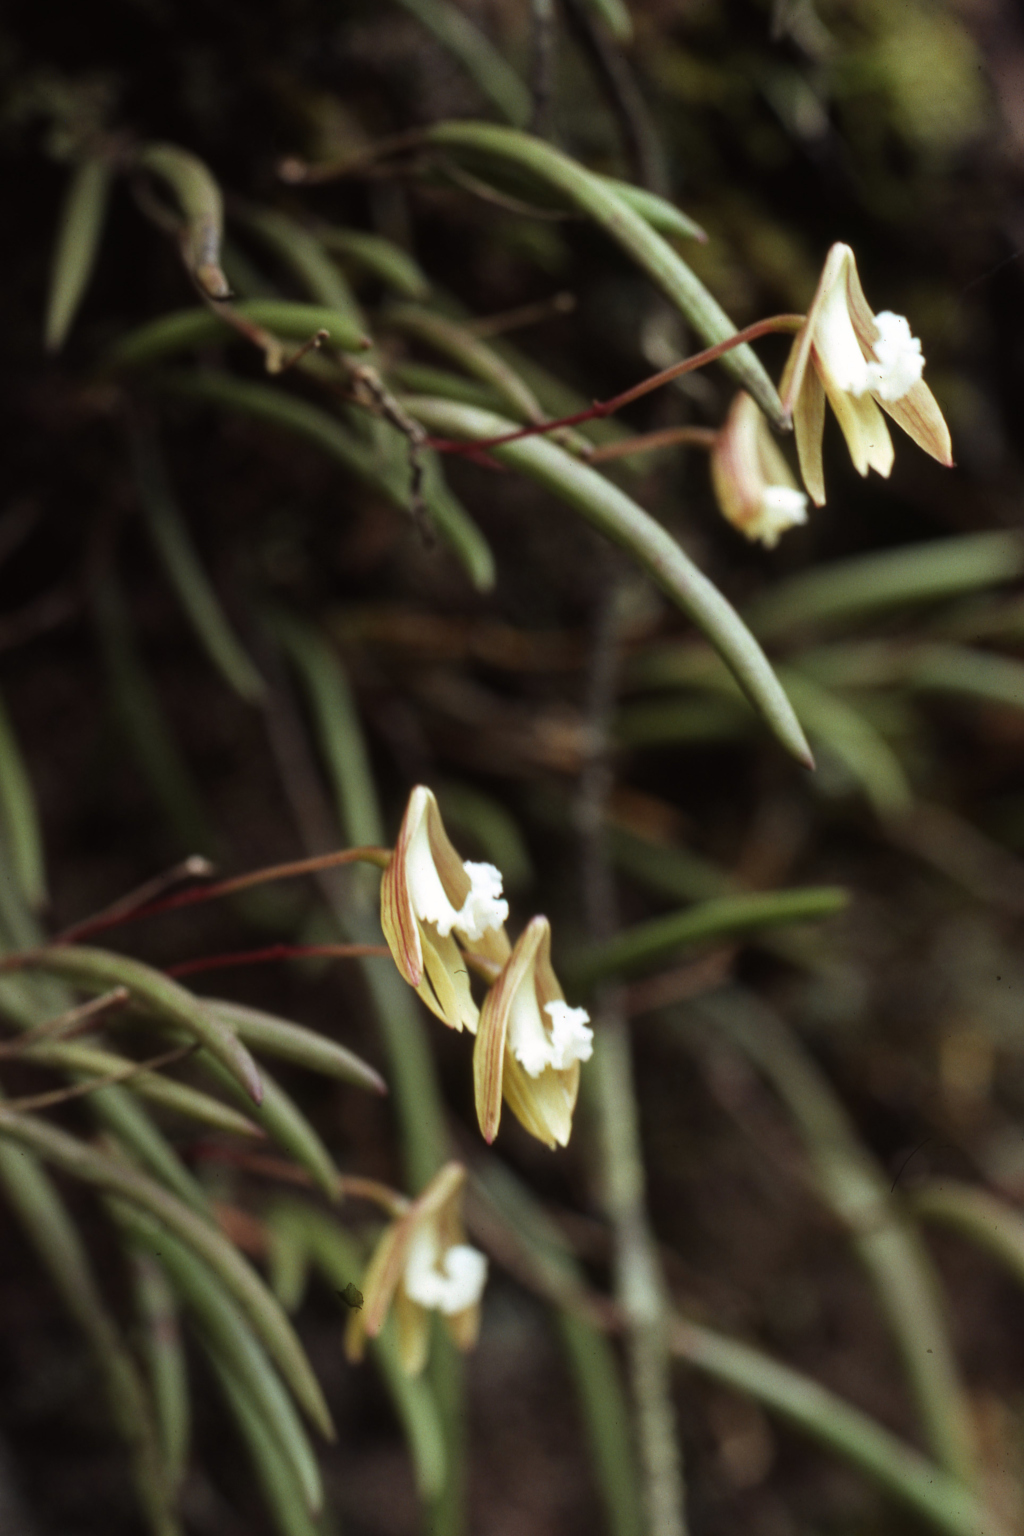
(473, 915), (594, 1149)
(381, 786), (510, 1031)
(345, 1161), (488, 1376)
(711, 391), (809, 549)
(780, 242), (952, 506)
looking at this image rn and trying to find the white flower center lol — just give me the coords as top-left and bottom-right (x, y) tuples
(865, 311), (924, 402)
(406, 815), (507, 940)
(754, 486), (808, 549)
(403, 1227), (488, 1314)
(814, 273), (871, 396)
(544, 1001), (594, 1069)
(508, 983), (593, 1078)
(454, 862), (509, 941)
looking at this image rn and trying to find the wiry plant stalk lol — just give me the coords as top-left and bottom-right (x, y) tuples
(580, 581), (689, 1536)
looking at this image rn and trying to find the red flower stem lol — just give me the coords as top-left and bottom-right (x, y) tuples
(166, 942), (390, 979)
(54, 845), (391, 946)
(424, 314), (804, 457)
(189, 1144), (410, 1215)
(587, 425), (720, 463)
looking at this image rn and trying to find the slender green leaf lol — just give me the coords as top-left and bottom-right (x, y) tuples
(88, 1082), (213, 1216)
(131, 426), (265, 703)
(0, 1132), (178, 1536)
(385, 304), (549, 425)
(0, 687), (47, 910)
(913, 1181), (1024, 1293)
(579, 0), (633, 43)
(109, 300), (369, 370)
(199, 1052), (340, 1200)
(424, 123), (782, 420)
(596, 177), (704, 242)
(571, 887), (847, 984)
(14, 946), (263, 1103)
(404, 398), (813, 765)
(136, 143), (230, 299)
(212, 1354), (324, 1536)
(317, 227), (431, 299)
(45, 156), (113, 351)
(208, 996), (387, 1094)
(0, 1106), (335, 1440)
(392, 0), (532, 126)
(93, 567), (217, 854)
(744, 531), (1024, 642)
(670, 1314), (1001, 1536)
(469, 1158), (643, 1536)
(904, 643), (1024, 717)
(688, 990), (978, 1486)
(117, 1201), (323, 1513)
(131, 1250), (191, 1488)
(387, 360), (507, 411)
(24, 1037), (265, 1139)
(156, 371), (495, 592)
(237, 207), (366, 329)
(779, 667), (913, 818)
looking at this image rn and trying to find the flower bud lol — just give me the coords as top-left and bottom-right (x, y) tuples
(711, 392), (808, 548)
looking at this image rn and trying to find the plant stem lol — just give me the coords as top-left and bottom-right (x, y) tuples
(581, 582), (689, 1536)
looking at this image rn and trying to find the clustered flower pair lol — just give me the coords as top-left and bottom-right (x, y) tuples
(713, 242), (953, 549)
(381, 785), (594, 1151)
(350, 786), (594, 1374)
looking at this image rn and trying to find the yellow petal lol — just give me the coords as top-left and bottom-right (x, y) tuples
(381, 848), (423, 988)
(793, 365), (827, 507)
(420, 927), (479, 1032)
(424, 789), (472, 910)
(823, 376), (894, 479)
(878, 377), (953, 467)
(501, 1053), (577, 1148)
(357, 1218), (411, 1345)
(445, 1302), (481, 1352)
(781, 243), (852, 422)
(415, 1162), (468, 1226)
(473, 918), (547, 1142)
(394, 1287), (431, 1376)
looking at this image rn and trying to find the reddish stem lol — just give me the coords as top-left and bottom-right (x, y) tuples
(424, 314), (804, 458)
(166, 941), (389, 979)
(55, 845), (391, 946)
(588, 425), (720, 463)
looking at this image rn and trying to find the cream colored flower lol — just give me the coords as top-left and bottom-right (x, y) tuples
(711, 391), (808, 548)
(780, 242), (952, 506)
(381, 786), (510, 1031)
(345, 1162), (487, 1376)
(473, 916), (593, 1149)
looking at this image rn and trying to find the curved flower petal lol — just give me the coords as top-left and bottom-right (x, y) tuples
(473, 916), (590, 1149)
(878, 378), (953, 467)
(792, 362), (827, 507)
(822, 376), (894, 479)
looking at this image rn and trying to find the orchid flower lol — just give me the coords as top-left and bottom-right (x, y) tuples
(345, 1162), (487, 1377)
(381, 786), (510, 1031)
(780, 242), (952, 506)
(473, 916), (593, 1149)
